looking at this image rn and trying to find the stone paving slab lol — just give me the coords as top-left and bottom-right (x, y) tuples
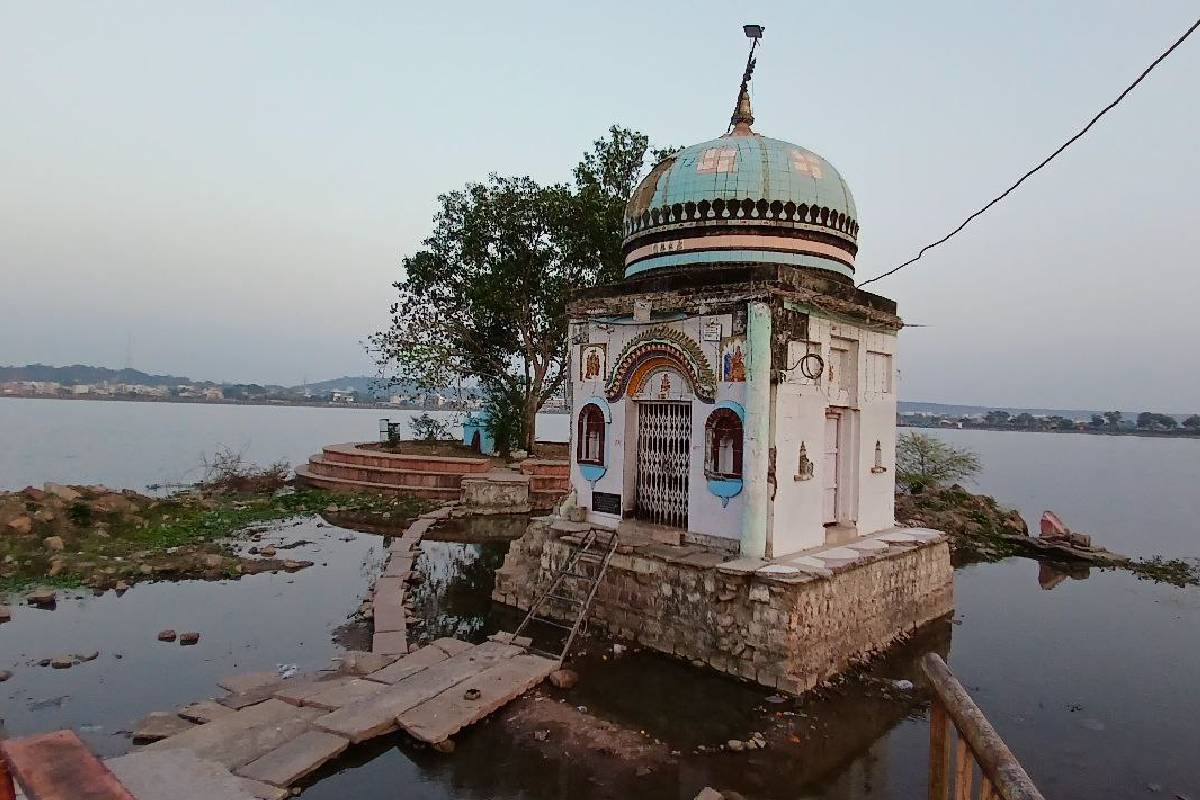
(431, 637), (474, 657)
(235, 730), (349, 788)
(372, 590), (408, 634)
(372, 631), (409, 655)
(381, 560), (412, 578)
(848, 538), (890, 552)
(146, 699), (321, 770)
(272, 677), (341, 706)
(368, 642), (449, 684)
(316, 642), (522, 743)
(217, 683), (282, 710)
(133, 711), (197, 743)
(107, 750), (254, 800)
(396, 653), (557, 744)
(333, 650), (399, 676)
(716, 557), (767, 575)
(218, 671), (281, 694)
(877, 531), (918, 544)
(179, 700), (238, 724)
(302, 677), (389, 711)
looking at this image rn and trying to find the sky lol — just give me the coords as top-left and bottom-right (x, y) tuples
(2, 1), (1198, 411)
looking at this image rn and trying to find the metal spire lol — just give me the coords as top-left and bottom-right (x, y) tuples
(730, 25), (764, 133)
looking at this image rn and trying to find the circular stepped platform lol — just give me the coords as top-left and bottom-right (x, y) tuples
(295, 443), (570, 508)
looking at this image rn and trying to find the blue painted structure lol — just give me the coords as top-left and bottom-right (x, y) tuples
(461, 410), (496, 456)
(704, 400), (746, 507)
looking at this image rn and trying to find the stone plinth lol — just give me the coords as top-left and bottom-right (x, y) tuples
(493, 518), (954, 695)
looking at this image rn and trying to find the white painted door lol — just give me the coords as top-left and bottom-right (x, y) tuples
(823, 412), (840, 524)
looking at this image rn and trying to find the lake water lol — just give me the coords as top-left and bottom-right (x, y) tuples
(2, 398), (1199, 798)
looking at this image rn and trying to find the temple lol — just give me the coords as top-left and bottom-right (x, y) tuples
(566, 39), (900, 556)
(496, 31), (953, 695)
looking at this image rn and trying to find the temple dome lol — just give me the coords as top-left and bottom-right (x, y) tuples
(623, 127), (859, 281)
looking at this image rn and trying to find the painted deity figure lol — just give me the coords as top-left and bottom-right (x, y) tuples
(724, 346), (746, 382)
(584, 350), (601, 380)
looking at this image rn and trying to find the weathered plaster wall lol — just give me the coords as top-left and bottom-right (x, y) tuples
(494, 519), (953, 695)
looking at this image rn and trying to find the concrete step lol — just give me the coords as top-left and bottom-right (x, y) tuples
(304, 457), (464, 489)
(518, 458), (570, 477)
(320, 443), (490, 474)
(294, 465), (460, 500)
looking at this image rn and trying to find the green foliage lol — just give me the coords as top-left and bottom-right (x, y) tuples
(1104, 411), (1124, 428)
(896, 432), (981, 493)
(1136, 411), (1178, 430)
(482, 385), (526, 456)
(67, 500), (92, 526)
(409, 413), (451, 442)
(1184, 414), (1200, 430)
(371, 125), (670, 451)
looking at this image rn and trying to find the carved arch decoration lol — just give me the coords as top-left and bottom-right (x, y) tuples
(605, 326), (717, 404)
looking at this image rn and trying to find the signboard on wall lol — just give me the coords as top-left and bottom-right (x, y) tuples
(701, 317), (723, 342)
(591, 491), (622, 516)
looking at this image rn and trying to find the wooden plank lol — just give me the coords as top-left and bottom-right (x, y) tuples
(234, 730), (348, 788)
(396, 653), (557, 744)
(929, 701), (950, 800)
(953, 737), (974, 800)
(315, 642), (522, 743)
(920, 654), (1046, 800)
(1, 730), (136, 800)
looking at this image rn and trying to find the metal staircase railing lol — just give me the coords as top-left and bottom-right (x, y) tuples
(514, 527), (619, 663)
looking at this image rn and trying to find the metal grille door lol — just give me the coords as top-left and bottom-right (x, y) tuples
(635, 401), (691, 528)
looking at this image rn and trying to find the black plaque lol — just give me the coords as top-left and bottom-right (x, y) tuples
(591, 491), (622, 515)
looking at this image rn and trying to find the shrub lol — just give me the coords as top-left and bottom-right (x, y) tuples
(896, 432), (981, 493)
(200, 447), (290, 494)
(409, 413), (451, 441)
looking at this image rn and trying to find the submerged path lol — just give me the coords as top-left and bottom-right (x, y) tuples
(100, 504), (557, 800)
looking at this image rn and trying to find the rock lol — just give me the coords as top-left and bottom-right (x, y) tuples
(179, 632), (201, 645)
(548, 669), (578, 690)
(7, 516), (33, 535)
(44, 483), (82, 502)
(33, 508), (56, 523)
(76, 650), (100, 662)
(1040, 510), (1069, 538)
(158, 629), (177, 642)
(694, 789), (724, 800)
(612, 644), (626, 656)
(0, 670), (13, 681)
(47, 558), (64, 576)
(431, 739), (455, 753)
(726, 739), (745, 752)
(533, 729), (549, 742)
(260, 546), (277, 557)
(51, 655), (74, 669)
(202, 554), (224, 569)
(0, 605), (11, 622)
(91, 493), (138, 514)
(892, 679), (914, 691)
(765, 694), (786, 704)
(132, 711), (196, 743)
(115, 581), (130, 593)
(27, 588), (56, 606)
(139, 564), (153, 575)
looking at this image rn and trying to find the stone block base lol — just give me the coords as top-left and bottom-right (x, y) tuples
(493, 518), (954, 695)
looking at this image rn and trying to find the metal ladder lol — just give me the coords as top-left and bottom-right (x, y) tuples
(514, 527), (620, 663)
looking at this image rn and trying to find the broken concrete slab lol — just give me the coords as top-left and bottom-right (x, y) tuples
(106, 750), (256, 800)
(235, 730), (348, 788)
(368, 643), (450, 684)
(333, 650), (398, 676)
(132, 711), (197, 743)
(372, 592), (407, 634)
(217, 684), (281, 710)
(218, 671), (280, 694)
(237, 777), (289, 800)
(146, 699), (321, 770)
(396, 653), (557, 744)
(430, 637), (474, 657)
(179, 700), (237, 724)
(272, 677), (337, 707)
(317, 642), (522, 743)
(372, 630), (408, 655)
(301, 678), (388, 711)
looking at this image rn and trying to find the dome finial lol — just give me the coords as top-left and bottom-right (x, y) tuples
(730, 25), (764, 134)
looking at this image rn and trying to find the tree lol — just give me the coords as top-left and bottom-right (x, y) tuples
(896, 432), (982, 493)
(1014, 412), (1036, 428)
(371, 126), (668, 453)
(1090, 413), (1105, 429)
(1183, 414), (1200, 430)
(984, 410), (1011, 426)
(1103, 411), (1123, 429)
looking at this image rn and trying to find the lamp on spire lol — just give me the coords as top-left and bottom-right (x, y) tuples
(730, 24), (764, 133)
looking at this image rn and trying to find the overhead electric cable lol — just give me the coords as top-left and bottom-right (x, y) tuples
(858, 15), (1200, 289)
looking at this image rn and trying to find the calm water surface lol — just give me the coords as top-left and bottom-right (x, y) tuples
(1, 400), (1197, 798)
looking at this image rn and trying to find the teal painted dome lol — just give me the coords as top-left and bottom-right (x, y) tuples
(623, 127), (859, 280)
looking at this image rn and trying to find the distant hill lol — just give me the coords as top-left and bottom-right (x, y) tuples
(899, 401), (1143, 423)
(0, 363), (205, 387)
(294, 375), (394, 399)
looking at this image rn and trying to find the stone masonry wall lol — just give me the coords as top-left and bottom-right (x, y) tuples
(493, 519), (954, 694)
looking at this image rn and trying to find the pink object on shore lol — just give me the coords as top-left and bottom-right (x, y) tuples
(1040, 511), (1069, 539)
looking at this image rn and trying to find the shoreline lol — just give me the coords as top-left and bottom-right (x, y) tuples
(0, 393), (568, 414)
(899, 422), (1200, 441)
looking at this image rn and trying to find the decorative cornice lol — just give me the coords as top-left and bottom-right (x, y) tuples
(624, 197), (859, 246)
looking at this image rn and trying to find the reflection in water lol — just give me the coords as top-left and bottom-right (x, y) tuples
(1038, 561), (1091, 590)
